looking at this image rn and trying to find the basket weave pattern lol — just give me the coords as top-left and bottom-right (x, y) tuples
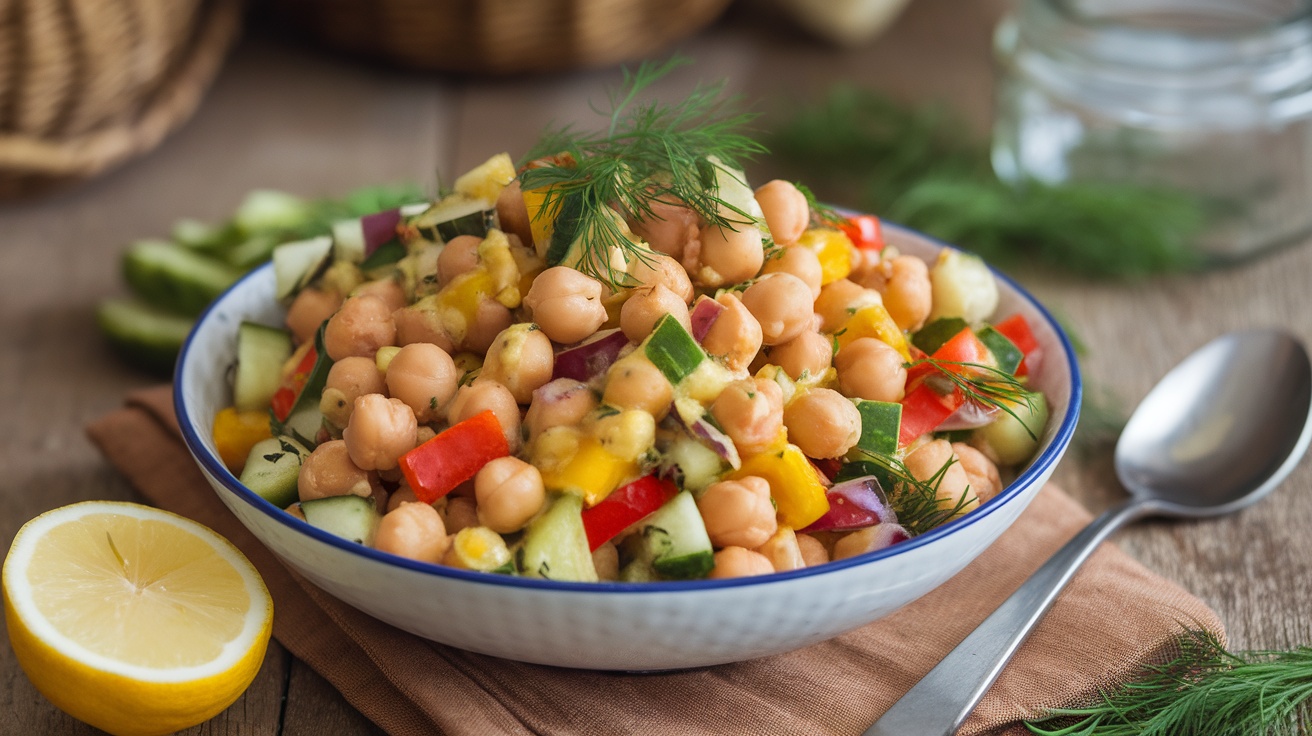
(0, 0), (242, 197)
(274, 0), (734, 74)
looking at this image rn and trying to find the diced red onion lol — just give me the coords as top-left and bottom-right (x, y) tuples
(689, 296), (726, 342)
(800, 476), (897, 533)
(531, 377), (589, 405)
(551, 329), (629, 381)
(361, 208), (402, 256)
(936, 399), (1000, 431)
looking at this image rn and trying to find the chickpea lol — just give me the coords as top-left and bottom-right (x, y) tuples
(880, 255), (933, 332)
(952, 442), (1002, 504)
(697, 476), (777, 549)
(448, 381), (522, 453)
(474, 456), (546, 534)
(695, 221), (764, 287)
(435, 235), (483, 286)
(496, 179), (533, 246)
(386, 482), (420, 513)
(480, 324), (554, 404)
(762, 245), (822, 301)
(710, 378), (784, 457)
(700, 293), (763, 372)
(324, 294), (397, 361)
(783, 388), (861, 459)
(442, 496), (479, 536)
(524, 379), (598, 441)
(708, 547), (775, 579)
(592, 409), (657, 462)
(602, 356), (673, 419)
(627, 251), (694, 303)
(835, 337), (907, 403)
(769, 330), (833, 382)
(755, 527), (806, 572)
(796, 533), (829, 567)
(298, 440), (373, 502)
(904, 439), (979, 517)
(628, 196), (701, 261)
(342, 394), (418, 471)
(375, 502), (449, 564)
(385, 342), (459, 423)
(392, 299), (455, 353)
(620, 284), (690, 343)
(352, 278), (407, 313)
(754, 180), (810, 246)
(461, 297), (513, 354)
(522, 267), (607, 344)
(741, 273), (813, 346)
(285, 288), (342, 345)
(815, 279), (879, 333)
(592, 541), (619, 582)
(319, 356), (385, 428)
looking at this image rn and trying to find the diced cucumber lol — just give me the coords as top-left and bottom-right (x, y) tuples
(518, 493), (599, 582)
(272, 236), (333, 302)
(272, 325), (333, 447)
(645, 314), (706, 385)
(301, 494), (380, 545)
(977, 325), (1023, 375)
(661, 435), (725, 493)
(974, 391), (1049, 465)
(850, 399), (902, 458)
(544, 190), (586, 266)
(618, 557), (660, 583)
(637, 491), (714, 580)
(409, 194), (495, 243)
(234, 322), (293, 412)
(708, 155), (764, 225)
(95, 299), (195, 374)
(912, 317), (969, 355)
(238, 436), (309, 509)
(122, 240), (243, 316)
(280, 401), (324, 450)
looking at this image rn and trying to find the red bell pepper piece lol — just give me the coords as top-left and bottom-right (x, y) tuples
(839, 214), (885, 251)
(905, 327), (992, 385)
(270, 345), (318, 422)
(994, 313), (1041, 377)
(399, 410), (510, 504)
(898, 382), (965, 447)
(580, 474), (677, 551)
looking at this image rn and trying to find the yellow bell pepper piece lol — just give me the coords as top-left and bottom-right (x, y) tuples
(522, 186), (556, 255)
(796, 228), (855, 285)
(434, 269), (494, 344)
(541, 437), (636, 507)
(212, 407), (273, 474)
(730, 443), (830, 529)
(836, 304), (912, 361)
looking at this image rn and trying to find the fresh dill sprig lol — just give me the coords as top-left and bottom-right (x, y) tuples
(519, 57), (767, 288)
(767, 86), (1205, 278)
(795, 181), (845, 229)
(845, 450), (974, 536)
(912, 358), (1039, 439)
(1026, 629), (1312, 736)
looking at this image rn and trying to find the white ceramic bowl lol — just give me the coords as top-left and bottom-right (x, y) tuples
(175, 224), (1081, 671)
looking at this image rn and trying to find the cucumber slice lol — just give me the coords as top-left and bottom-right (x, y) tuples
(912, 317), (969, 355)
(272, 236), (333, 302)
(974, 391), (1049, 465)
(238, 436), (309, 509)
(976, 325), (1023, 375)
(301, 494), (380, 545)
(95, 299), (194, 374)
(409, 194), (495, 243)
(645, 314), (706, 385)
(122, 240), (243, 316)
(638, 491), (714, 580)
(518, 493), (599, 582)
(234, 322), (293, 412)
(850, 399), (902, 458)
(544, 190), (586, 266)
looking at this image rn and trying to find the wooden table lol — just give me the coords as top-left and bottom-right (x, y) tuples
(3, 1), (1310, 733)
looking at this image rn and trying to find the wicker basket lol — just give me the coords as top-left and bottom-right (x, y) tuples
(272, 0), (734, 75)
(0, 0), (243, 198)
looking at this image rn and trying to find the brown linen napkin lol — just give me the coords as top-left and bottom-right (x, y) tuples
(87, 386), (1224, 736)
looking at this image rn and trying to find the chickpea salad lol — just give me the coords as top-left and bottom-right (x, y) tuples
(214, 64), (1050, 583)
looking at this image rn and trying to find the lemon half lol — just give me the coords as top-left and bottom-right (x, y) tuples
(2, 501), (273, 736)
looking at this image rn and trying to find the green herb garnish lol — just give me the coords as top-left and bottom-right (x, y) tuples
(520, 57), (766, 289)
(844, 450), (975, 536)
(912, 358), (1039, 439)
(1026, 629), (1312, 735)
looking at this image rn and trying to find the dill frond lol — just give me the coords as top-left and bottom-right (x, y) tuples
(844, 450), (974, 536)
(911, 358), (1039, 439)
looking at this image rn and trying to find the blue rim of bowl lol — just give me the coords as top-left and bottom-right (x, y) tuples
(175, 221), (1082, 594)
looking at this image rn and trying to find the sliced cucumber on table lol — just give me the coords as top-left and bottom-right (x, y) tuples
(123, 240), (243, 316)
(96, 299), (196, 373)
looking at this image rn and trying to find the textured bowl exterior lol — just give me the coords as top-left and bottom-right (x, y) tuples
(176, 225), (1080, 671)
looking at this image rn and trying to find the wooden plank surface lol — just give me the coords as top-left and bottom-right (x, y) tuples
(3, 1), (1310, 734)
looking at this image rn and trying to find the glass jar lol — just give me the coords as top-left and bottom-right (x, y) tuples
(992, 0), (1312, 262)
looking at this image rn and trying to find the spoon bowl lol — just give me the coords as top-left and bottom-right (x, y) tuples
(867, 328), (1312, 736)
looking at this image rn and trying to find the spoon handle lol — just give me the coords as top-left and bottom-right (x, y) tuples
(864, 499), (1148, 736)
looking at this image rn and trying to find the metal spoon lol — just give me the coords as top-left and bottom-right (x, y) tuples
(865, 328), (1312, 736)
